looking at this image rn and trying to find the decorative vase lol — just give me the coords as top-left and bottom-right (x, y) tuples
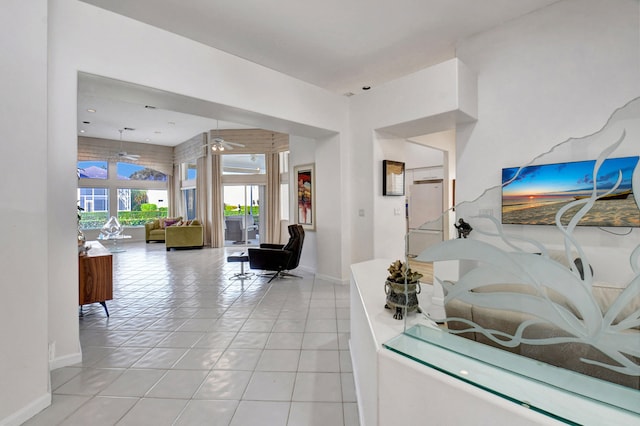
(384, 260), (423, 320)
(384, 279), (422, 320)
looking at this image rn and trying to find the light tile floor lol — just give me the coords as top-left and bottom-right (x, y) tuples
(26, 242), (359, 426)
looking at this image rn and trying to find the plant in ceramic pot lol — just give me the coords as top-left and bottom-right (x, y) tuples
(384, 260), (423, 320)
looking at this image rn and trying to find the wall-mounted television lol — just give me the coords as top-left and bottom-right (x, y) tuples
(501, 156), (640, 227)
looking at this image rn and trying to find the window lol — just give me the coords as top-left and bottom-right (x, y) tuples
(279, 151), (289, 174)
(117, 162), (167, 181)
(222, 154), (266, 175)
(77, 187), (109, 230)
(180, 162), (197, 220)
(280, 183), (289, 220)
(78, 161), (107, 179)
(182, 162), (197, 181)
(183, 188), (197, 220)
(78, 159), (168, 229)
(117, 188), (168, 227)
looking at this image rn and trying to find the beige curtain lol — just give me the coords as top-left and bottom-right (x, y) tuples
(196, 155), (210, 246)
(210, 154), (225, 247)
(168, 164), (182, 217)
(264, 152), (281, 244)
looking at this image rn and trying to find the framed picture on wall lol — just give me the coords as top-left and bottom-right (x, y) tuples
(383, 160), (405, 196)
(295, 163), (315, 230)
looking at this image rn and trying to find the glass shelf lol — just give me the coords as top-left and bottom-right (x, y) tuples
(384, 325), (639, 425)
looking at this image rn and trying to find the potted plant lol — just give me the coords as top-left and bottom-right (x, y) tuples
(384, 260), (423, 320)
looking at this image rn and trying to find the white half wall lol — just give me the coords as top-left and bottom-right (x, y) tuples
(0, 1), (51, 424)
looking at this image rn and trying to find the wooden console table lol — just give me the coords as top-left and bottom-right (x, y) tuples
(79, 241), (113, 317)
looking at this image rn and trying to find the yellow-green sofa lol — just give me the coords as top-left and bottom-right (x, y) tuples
(145, 217), (204, 250)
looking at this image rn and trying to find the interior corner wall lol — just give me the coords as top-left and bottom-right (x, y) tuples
(454, 0), (640, 283)
(0, 1), (51, 424)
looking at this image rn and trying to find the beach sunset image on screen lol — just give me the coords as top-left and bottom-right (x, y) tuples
(501, 156), (640, 227)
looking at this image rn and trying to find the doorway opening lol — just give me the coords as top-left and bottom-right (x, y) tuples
(223, 184), (264, 246)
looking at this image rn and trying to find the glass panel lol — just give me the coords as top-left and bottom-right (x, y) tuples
(116, 188), (168, 226)
(77, 187), (109, 229)
(183, 162), (197, 181)
(77, 160), (107, 179)
(279, 151), (289, 173)
(280, 183), (289, 221)
(117, 162), (167, 181)
(183, 188), (197, 220)
(223, 185), (261, 246)
(222, 154), (266, 175)
(391, 96), (640, 420)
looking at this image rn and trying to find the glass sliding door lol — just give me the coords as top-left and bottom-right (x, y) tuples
(223, 184), (263, 246)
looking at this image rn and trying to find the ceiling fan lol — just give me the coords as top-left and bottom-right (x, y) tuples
(112, 128), (140, 161)
(206, 120), (245, 151)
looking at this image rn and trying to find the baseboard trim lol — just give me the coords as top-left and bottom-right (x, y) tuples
(0, 392), (51, 426)
(314, 272), (348, 285)
(49, 351), (82, 371)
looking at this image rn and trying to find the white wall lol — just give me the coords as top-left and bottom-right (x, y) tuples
(289, 135), (318, 273)
(349, 59), (477, 263)
(46, 0), (349, 391)
(455, 0), (640, 284)
(0, 1), (51, 424)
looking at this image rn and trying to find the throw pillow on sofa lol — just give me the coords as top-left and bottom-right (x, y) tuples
(160, 217), (181, 228)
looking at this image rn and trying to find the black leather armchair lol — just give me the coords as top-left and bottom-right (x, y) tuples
(248, 224), (305, 283)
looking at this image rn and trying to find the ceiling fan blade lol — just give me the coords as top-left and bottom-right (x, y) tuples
(117, 152), (140, 161)
(223, 141), (245, 148)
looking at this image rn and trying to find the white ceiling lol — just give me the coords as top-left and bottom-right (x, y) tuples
(77, 0), (561, 146)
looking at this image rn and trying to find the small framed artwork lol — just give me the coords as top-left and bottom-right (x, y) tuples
(383, 160), (405, 196)
(295, 163), (315, 230)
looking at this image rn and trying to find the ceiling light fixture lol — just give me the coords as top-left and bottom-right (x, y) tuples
(87, 108), (96, 113)
(207, 120), (244, 152)
(211, 139), (225, 151)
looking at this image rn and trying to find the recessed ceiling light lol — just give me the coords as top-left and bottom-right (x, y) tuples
(80, 129), (85, 133)
(145, 138), (150, 142)
(362, 86), (371, 90)
(144, 105), (156, 109)
(124, 127), (135, 131)
(343, 92), (355, 97)
(82, 121), (90, 124)
(87, 108), (96, 113)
